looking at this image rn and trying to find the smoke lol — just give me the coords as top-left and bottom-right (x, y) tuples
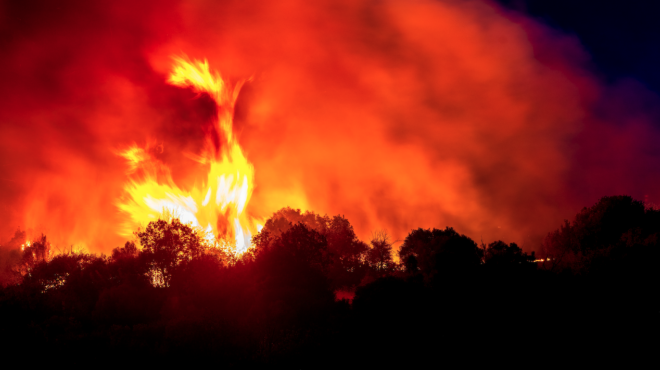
(2, 0), (659, 252)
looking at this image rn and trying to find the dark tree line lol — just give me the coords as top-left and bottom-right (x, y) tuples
(0, 196), (656, 366)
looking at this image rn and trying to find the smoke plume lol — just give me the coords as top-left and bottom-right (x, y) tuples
(2, 0), (659, 252)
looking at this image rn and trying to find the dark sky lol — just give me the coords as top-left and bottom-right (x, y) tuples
(497, 0), (660, 95)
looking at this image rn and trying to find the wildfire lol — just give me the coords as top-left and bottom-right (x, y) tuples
(117, 56), (262, 254)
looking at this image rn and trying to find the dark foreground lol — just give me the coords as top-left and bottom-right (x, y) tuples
(0, 196), (658, 366)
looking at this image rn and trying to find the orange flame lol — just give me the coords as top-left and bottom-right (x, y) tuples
(117, 56), (261, 254)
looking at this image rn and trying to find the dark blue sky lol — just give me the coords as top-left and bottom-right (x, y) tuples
(497, 0), (660, 93)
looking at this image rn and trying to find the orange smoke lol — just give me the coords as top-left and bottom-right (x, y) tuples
(2, 0), (660, 253)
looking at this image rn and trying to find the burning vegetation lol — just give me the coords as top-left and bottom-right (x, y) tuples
(0, 0), (658, 366)
(4, 0), (660, 254)
(117, 57), (262, 255)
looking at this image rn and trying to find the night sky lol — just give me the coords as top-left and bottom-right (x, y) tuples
(498, 0), (660, 94)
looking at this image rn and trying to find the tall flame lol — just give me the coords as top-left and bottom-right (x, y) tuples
(117, 57), (261, 254)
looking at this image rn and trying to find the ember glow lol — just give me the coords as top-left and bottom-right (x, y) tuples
(117, 57), (261, 253)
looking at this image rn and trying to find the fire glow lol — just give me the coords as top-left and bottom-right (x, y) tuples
(4, 0), (660, 255)
(117, 57), (262, 254)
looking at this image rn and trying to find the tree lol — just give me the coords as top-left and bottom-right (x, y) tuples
(541, 195), (655, 270)
(325, 215), (369, 288)
(251, 229), (272, 254)
(398, 227), (481, 278)
(484, 241), (533, 266)
(366, 230), (395, 274)
(18, 234), (51, 276)
(136, 218), (205, 287)
(272, 222), (331, 270)
(258, 207), (328, 241)
(403, 255), (418, 274)
(253, 208), (369, 289)
(108, 241), (149, 286)
(111, 241), (138, 260)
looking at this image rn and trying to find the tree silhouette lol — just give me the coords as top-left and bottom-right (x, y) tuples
(108, 240), (149, 287)
(484, 241), (534, 266)
(18, 234), (51, 277)
(22, 252), (90, 292)
(136, 218), (205, 287)
(258, 207), (328, 240)
(111, 241), (138, 260)
(541, 195), (657, 270)
(403, 254), (418, 274)
(325, 215), (368, 288)
(254, 208), (369, 289)
(272, 222), (331, 271)
(1, 197), (657, 365)
(366, 230), (395, 275)
(399, 227), (481, 279)
(251, 229), (272, 254)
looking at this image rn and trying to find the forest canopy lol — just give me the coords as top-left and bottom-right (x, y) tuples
(0, 195), (656, 365)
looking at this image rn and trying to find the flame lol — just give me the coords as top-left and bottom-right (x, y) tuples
(117, 56), (261, 254)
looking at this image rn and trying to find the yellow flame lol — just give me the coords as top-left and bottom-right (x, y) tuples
(117, 56), (260, 254)
(117, 146), (148, 173)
